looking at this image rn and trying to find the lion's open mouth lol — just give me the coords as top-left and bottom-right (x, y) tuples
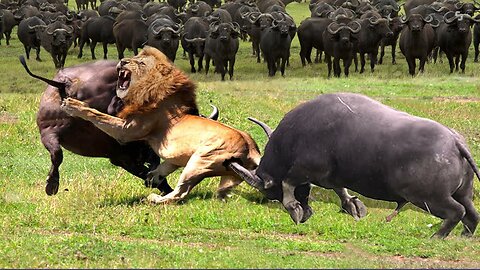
(117, 69), (131, 91)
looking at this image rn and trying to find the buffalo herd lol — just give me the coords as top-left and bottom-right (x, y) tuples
(3, 0), (480, 77)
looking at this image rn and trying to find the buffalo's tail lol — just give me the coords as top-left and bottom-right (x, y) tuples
(19, 55), (67, 99)
(455, 138), (480, 181)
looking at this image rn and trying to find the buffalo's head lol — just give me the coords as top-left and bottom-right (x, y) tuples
(327, 17), (361, 45)
(401, 14), (433, 32)
(46, 26), (74, 46)
(367, 16), (393, 38)
(311, 3), (335, 18)
(444, 11), (480, 33)
(209, 22), (241, 41)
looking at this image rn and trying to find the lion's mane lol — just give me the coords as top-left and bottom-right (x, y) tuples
(117, 46), (199, 119)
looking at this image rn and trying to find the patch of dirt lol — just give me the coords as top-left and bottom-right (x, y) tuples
(0, 112), (19, 124)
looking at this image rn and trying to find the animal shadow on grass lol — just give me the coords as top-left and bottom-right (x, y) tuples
(98, 194), (146, 207)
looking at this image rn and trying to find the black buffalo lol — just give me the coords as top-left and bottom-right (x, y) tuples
(436, 11), (479, 73)
(230, 93), (480, 238)
(17, 15), (46, 61)
(355, 14), (393, 73)
(260, 16), (295, 76)
(204, 22), (240, 80)
(113, 18), (148, 59)
(77, 15), (116, 59)
(0, 9), (15, 45)
(322, 16), (361, 77)
(38, 20), (74, 68)
(146, 18), (181, 62)
(298, 17), (332, 66)
(474, 14), (480, 62)
(399, 14), (436, 76)
(181, 16), (209, 73)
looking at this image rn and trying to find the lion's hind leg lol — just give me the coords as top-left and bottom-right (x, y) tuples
(217, 175), (243, 200)
(147, 154), (216, 204)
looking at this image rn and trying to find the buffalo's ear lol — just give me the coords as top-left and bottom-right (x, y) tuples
(231, 31), (239, 38)
(210, 30), (219, 39)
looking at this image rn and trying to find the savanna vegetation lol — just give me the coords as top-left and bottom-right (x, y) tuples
(1, 1), (480, 268)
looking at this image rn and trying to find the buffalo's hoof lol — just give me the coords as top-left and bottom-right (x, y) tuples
(341, 196), (367, 221)
(45, 181), (59, 196)
(300, 204), (314, 223)
(285, 201), (303, 225)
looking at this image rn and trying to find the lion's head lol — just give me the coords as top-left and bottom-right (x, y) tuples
(116, 46), (198, 119)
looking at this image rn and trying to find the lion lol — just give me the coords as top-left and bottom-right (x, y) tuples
(62, 46), (261, 204)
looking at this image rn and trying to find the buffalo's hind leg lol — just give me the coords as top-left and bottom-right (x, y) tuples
(334, 188), (367, 220)
(40, 131), (63, 195)
(412, 197), (465, 238)
(453, 175), (480, 236)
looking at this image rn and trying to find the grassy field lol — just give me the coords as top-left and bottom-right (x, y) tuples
(1, 2), (480, 268)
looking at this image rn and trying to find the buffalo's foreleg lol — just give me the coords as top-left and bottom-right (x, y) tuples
(228, 57), (235, 80)
(40, 131), (63, 195)
(188, 51), (196, 72)
(359, 53), (366, 74)
(282, 181), (303, 224)
(145, 161), (179, 189)
(460, 53), (467, 73)
(24, 45), (31, 60)
(325, 54), (332, 78)
(35, 46), (42, 61)
(379, 43), (385, 64)
(102, 42), (109, 59)
(334, 188), (367, 220)
(295, 184), (313, 223)
(90, 40), (97, 59)
(391, 42), (397, 64)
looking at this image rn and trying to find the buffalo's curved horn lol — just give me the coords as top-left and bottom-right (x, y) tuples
(65, 26), (74, 34)
(431, 5), (449, 13)
(0, 11), (4, 18)
(327, 22), (342, 34)
(231, 21), (241, 35)
(392, 4), (400, 12)
(444, 11), (458, 24)
(227, 162), (264, 191)
(248, 117), (273, 138)
(400, 15), (408, 23)
(19, 55), (67, 99)
(387, 13), (393, 22)
(184, 37), (206, 42)
(141, 14), (147, 21)
(347, 20), (361, 33)
(454, 1), (465, 9)
(247, 11), (261, 23)
(369, 16), (381, 25)
(208, 104), (219, 120)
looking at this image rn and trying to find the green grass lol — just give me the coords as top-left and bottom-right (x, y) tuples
(1, 2), (480, 268)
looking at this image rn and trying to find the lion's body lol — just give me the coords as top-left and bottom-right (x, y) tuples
(63, 46), (261, 203)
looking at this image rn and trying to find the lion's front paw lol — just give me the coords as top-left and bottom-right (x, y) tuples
(61, 98), (88, 117)
(146, 193), (175, 204)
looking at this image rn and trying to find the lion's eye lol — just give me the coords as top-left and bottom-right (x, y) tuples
(139, 61), (146, 66)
